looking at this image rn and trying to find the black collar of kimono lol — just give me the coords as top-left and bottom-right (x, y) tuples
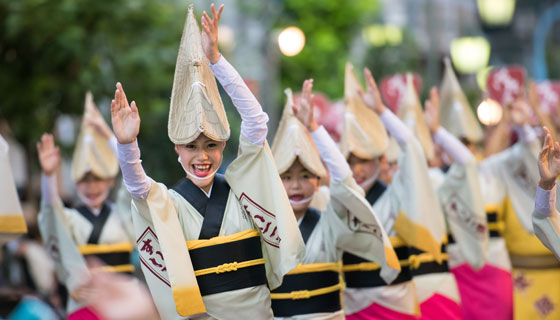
(365, 180), (387, 206)
(299, 207), (321, 244)
(76, 203), (112, 244)
(172, 173), (231, 240)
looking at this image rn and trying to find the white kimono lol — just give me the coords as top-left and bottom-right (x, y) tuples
(344, 109), (446, 316)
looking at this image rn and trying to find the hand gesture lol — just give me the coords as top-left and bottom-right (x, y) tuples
(424, 87), (440, 134)
(86, 101), (113, 140)
(111, 82), (140, 144)
(538, 127), (560, 190)
(201, 3), (224, 64)
(293, 79), (318, 132)
(358, 67), (386, 115)
(36, 133), (60, 176)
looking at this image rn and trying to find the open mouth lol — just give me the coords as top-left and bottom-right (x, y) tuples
(86, 193), (102, 201)
(192, 163), (212, 177)
(289, 193), (304, 202)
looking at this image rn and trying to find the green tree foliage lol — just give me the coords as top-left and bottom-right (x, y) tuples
(0, 0), (243, 186)
(276, 0), (380, 99)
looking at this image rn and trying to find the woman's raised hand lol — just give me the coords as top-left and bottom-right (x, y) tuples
(293, 79), (318, 132)
(538, 127), (560, 190)
(110, 82), (140, 144)
(36, 133), (60, 176)
(201, 3), (224, 64)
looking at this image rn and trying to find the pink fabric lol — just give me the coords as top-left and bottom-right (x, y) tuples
(68, 307), (102, 320)
(451, 263), (513, 320)
(417, 293), (461, 320)
(346, 302), (417, 320)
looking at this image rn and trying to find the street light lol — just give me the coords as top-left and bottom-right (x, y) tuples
(477, 98), (503, 125)
(450, 36), (491, 74)
(477, 0), (516, 26)
(278, 27), (305, 56)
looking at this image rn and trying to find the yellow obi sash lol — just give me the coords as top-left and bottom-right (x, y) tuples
(270, 262), (343, 317)
(78, 242), (134, 273)
(343, 237), (449, 288)
(185, 229), (267, 296)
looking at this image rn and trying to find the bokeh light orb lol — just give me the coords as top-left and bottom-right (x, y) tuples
(477, 98), (503, 125)
(278, 27), (305, 56)
(450, 37), (491, 74)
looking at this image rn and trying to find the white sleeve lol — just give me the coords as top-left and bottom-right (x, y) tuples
(515, 124), (537, 143)
(41, 174), (58, 206)
(310, 126), (352, 181)
(108, 135), (118, 156)
(379, 109), (412, 144)
(533, 184), (560, 260)
(535, 185), (557, 217)
(117, 140), (151, 199)
(432, 127), (473, 165)
(210, 56), (269, 146)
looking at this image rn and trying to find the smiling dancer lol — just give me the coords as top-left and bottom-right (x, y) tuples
(111, 4), (304, 319)
(269, 80), (399, 319)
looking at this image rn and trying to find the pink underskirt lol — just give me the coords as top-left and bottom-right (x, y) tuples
(68, 307), (102, 320)
(346, 302), (417, 320)
(451, 263), (513, 320)
(417, 293), (461, 320)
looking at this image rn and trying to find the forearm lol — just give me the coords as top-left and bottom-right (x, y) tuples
(535, 185), (557, 218)
(210, 56), (268, 145)
(117, 140), (151, 199)
(379, 109), (412, 144)
(432, 127), (474, 165)
(310, 126), (352, 181)
(41, 173), (59, 206)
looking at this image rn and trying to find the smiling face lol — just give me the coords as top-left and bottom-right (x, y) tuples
(76, 172), (115, 210)
(280, 159), (319, 220)
(348, 153), (381, 193)
(175, 134), (226, 192)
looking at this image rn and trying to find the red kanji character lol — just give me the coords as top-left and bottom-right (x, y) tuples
(141, 239), (154, 255)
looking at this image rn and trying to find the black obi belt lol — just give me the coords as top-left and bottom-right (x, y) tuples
(187, 229), (267, 296)
(270, 262), (342, 317)
(342, 237), (449, 288)
(78, 242), (134, 273)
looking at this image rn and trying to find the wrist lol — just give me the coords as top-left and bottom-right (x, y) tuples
(308, 121), (319, 132)
(209, 50), (221, 64)
(539, 178), (557, 190)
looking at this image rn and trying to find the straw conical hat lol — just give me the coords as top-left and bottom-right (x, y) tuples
(271, 89), (327, 178)
(385, 136), (401, 163)
(440, 58), (483, 142)
(0, 134), (27, 234)
(71, 92), (119, 183)
(168, 5), (229, 145)
(398, 73), (435, 160)
(340, 62), (388, 160)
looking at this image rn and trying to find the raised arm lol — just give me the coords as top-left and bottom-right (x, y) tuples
(111, 82), (150, 199)
(424, 87), (473, 165)
(533, 127), (560, 259)
(37, 133), (61, 206)
(293, 79), (351, 181)
(201, 4), (268, 146)
(359, 67), (412, 144)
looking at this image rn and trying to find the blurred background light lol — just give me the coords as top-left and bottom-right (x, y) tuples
(278, 26), (305, 56)
(450, 36), (491, 73)
(477, 0), (516, 26)
(476, 65), (494, 91)
(362, 24), (403, 47)
(477, 98), (503, 125)
(218, 25), (235, 53)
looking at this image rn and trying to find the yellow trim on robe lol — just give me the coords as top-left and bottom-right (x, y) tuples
(0, 215), (27, 233)
(90, 264), (135, 273)
(270, 283), (343, 300)
(186, 229), (260, 250)
(194, 258), (266, 276)
(394, 211), (443, 262)
(287, 262), (342, 275)
(342, 253), (449, 272)
(78, 242), (134, 255)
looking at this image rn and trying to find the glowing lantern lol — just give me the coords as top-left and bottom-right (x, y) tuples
(278, 27), (305, 56)
(477, 0), (516, 26)
(450, 36), (491, 74)
(477, 98), (503, 125)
